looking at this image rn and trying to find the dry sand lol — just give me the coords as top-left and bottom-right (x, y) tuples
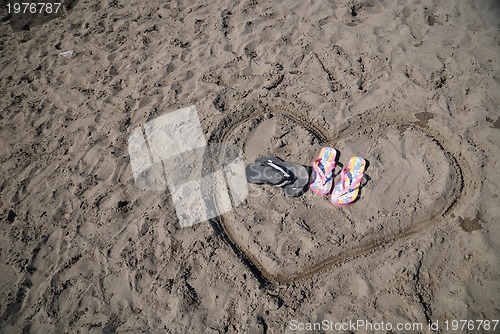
(1, 0), (499, 332)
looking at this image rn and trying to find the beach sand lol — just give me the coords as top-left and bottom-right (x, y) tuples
(1, 0), (499, 332)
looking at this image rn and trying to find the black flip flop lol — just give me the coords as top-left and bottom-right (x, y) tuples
(245, 156), (309, 197)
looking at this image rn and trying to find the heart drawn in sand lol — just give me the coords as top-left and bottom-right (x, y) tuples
(210, 107), (463, 284)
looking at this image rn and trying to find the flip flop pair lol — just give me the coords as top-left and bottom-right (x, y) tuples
(245, 156), (309, 197)
(310, 147), (366, 206)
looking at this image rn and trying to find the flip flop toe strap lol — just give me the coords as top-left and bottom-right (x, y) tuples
(266, 160), (290, 178)
(265, 160), (293, 187)
(339, 167), (363, 195)
(313, 158), (334, 185)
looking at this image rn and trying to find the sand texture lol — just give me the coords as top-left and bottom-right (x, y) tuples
(1, 0), (499, 332)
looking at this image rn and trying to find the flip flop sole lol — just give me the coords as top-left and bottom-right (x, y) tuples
(283, 184), (308, 197)
(245, 163), (285, 185)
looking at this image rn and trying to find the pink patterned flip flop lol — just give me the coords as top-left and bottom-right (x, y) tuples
(310, 147), (338, 196)
(330, 157), (366, 206)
